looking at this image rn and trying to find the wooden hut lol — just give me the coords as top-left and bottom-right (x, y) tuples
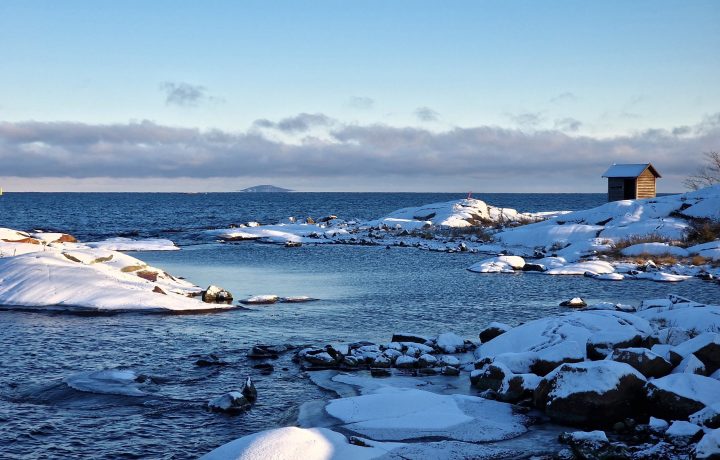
(602, 163), (661, 201)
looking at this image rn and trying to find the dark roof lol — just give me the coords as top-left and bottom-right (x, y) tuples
(602, 163), (661, 178)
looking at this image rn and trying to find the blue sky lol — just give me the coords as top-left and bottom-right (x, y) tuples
(0, 1), (719, 191)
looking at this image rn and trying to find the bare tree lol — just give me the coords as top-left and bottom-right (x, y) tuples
(684, 151), (720, 190)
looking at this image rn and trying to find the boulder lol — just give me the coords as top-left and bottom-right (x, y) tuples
(690, 403), (720, 429)
(534, 361), (647, 427)
(417, 354), (437, 368)
(435, 332), (465, 353)
(195, 354), (227, 367)
(610, 348), (674, 378)
(202, 285), (233, 304)
(239, 295), (279, 305)
(671, 354), (706, 375)
(207, 377), (257, 413)
(522, 263), (546, 272)
(390, 333), (430, 344)
(470, 362), (540, 402)
(395, 355), (417, 369)
(671, 333), (720, 374)
(664, 420), (703, 446)
(557, 431), (630, 459)
(560, 297), (587, 308)
(646, 374), (720, 420)
(696, 429), (720, 460)
(479, 322), (511, 343)
(241, 377), (257, 403)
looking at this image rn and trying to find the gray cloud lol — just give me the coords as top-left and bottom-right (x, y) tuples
(1, 114), (718, 191)
(507, 111), (544, 128)
(414, 107), (440, 122)
(554, 117), (582, 132)
(160, 82), (212, 107)
(347, 96), (375, 110)
(253, 113), (334, 133)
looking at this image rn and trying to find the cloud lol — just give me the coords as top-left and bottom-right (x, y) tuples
(1, 114), (718, 191)
(549, 92), (577, 104)
(554, 117), (582, 132)
(253, 113), (334, 133)
(160, 81), (214, 107)
(414, 107), (440, 122)
(347, 96), (374, 110)
(507, 111), (544, 128)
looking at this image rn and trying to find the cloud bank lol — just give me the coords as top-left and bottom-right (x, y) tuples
(1, 114), (718, 191)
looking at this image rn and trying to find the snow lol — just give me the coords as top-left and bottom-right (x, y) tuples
(696, 429), (720, 460)
(566, 430), (609, 443)
(672, 333), (720, 359)
(638, 304), (720, 335)
(478, 310), (652, 363)
(65, 369), (146, 397)
(209, 223), (348, 244)
(199, 427), (403, 460)
(542, 361), (645, 399)
(649, 374), (720, 407)
(649, 417), (669, 433)
(85, 237), (179, 251)
(688, 240), (720, 261)
(621, 243), (690, 258)
(602, 164), (653, 178)
(0, 234), (226, 312)
(546, 260), (615, 275)
(665, 420), (702, 439)
(467, 256), (524, 273)
(325, 387), (527, 442)
(436, 332), (466, 353)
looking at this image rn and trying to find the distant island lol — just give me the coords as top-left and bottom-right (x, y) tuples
(238, 185), (293, 193)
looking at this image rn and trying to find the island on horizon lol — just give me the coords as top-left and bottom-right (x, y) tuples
(238, 185), (293, 193)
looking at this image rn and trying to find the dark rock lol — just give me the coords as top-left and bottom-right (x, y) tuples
(534, 361), (647, 427)
(241, 377), (257, 403)
(248, 346), (279, 360)
(558, 431), (630, 460)
(390, 333), (430, 344)
(284, 241), (302, 248)
(370, 368), (391, 377)
(587, 333), (646, 360)
(522, 263), (547, 272)
(195, 354), (227, 367)
(252, 363), (274, 374)
(441, 366), (460, 376)
(647, 374), (720, 420)
(479, 322), (511, 343)
(201, 285), (233, 304)
(611, 348), (674, 378)
(560, 297), (587, 308)
(207, 391), (251, 414)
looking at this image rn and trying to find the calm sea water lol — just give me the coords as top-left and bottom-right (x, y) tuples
(0, 193), (716, 459)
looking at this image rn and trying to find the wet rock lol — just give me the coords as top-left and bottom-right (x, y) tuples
(534, 361), (647, 427)
(201, 285), (233, 304)
(241, 377), (257, 403)
(391, 333), (430, 344)
(248, 346), (279, 360)
(208, 391), (251, 414)
(522, 263), (547, 272)
(611, 348), (674, 378)
(239, 295), (279, 305)
(284, 241), (302, 248)
(479, 322), (511, 343)
(370, 368), (391, 377)
(560, 297), (587, 308)
(194, 354), (227, 367)
(279, 296), (318, 303)
(252, 363), (274, 374)
(318, 215), (337, 223)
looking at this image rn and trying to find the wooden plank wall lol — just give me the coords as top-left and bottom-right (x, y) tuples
(636, 169), (656, 198)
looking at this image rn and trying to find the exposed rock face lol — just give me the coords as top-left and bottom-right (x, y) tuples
(611, 348), (674, 378)
(201, 285), (233, 303)
(646, 374), (720, 420)
(479, 322), (510, 343)
(534, 361), (647, 427)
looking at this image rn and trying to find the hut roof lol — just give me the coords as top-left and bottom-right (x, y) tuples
(602, 163), (661, 178)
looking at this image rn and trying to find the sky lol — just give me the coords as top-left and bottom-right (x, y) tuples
(1, 0), (718, 192)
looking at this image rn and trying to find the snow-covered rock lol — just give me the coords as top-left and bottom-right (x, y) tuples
(647, 374), (720, 420)
(610, 348), (673, 378)
(621, 242), (690, 258)
(467, 255), (525, 273)
(546, 260), (615, 276)
(86, 237), (179, 251)
(479, 322), (511, 343)
(239, 295), (280, 305)
(664, 420), (703, 446)
(435, 332), (466, 353)
(695, 429), (720, 460)
(534, 361), (647, 426)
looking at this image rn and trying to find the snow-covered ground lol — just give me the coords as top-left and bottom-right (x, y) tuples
(0, 228), (231, 312)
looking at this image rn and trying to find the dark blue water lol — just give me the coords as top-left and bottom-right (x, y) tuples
(0, 193), (716, 459)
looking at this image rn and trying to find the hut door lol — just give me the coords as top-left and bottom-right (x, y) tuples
(623, 179), (636, 199)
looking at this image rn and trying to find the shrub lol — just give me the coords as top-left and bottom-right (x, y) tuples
(685, 219), (720, 245)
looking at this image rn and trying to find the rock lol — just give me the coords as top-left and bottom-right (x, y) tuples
(557, 430), (630, 460)
(672, 354), (706, 375)
(53, 233), (77, 243)
(586, 331), (647, 360)
(370, 367), (391, 377)
(252, 363), (274, 374)
(305, 217), (315, 224)
(522, 263), (546, 272)
(664, 420), (703, 446)
(534, 361), (647, 427)
(611, 348), (674, 378)
(441, 366), (460, 376)
(390, 333), (430, 344)
(395, 356), (417, 369)
(239, 295), (279, 305)
(560, 297), (587, 308)
(317, 215), (337, 223)
(649, 416), (669, 433)
(438, 355), (460, 368)
(208, 391), (251, 414)
(371, 354), (392, 368)
(671, 333), (720, 375)
(299, 348), (340, 368)
(135, 270), (159, 282)
(195, 354), (227, 367)
(646, 374), (720, 420)
(152, 286), (167, 295)
(436, 332), (465, 353)
(417, 354), (437, 368)
(241, 377), (257, 403)
(248, 345), (279, 360)
(479, 322), (511, 343)
(470, 362), (540, 402)
(470, 362), (510, 392)
(284, 241), (302, 248)
(690, 403), (720, 429)
(279, 296), (318, 303)
(201, 285), (233, 304)
(696, 429), (720, 460)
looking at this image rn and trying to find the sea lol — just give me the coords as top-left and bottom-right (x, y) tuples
(0, 192), (716, 459)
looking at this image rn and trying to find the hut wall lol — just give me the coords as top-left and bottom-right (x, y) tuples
(607, 178), (626, 201)
(636, 169), (657, 198)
